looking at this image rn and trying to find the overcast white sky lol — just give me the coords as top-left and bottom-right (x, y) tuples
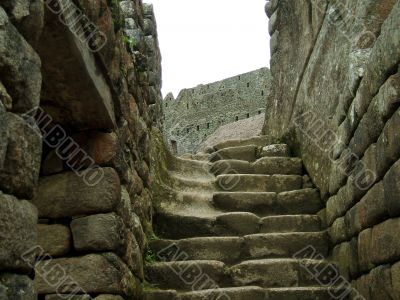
(149, 0), (271, 97)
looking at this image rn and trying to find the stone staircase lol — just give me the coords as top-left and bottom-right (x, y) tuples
(144, 139), (346, 299)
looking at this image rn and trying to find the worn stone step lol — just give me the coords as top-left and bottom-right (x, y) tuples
(211, 157), (303, 176)
(145, 260), (229, 291)
(252, 157), (302, 175)
(266, 287), (350, 300)
(210, 145), (258, 163)
(213, 189), (322, 215)
(229, 259), (335, 288)
(213, 136), (269, 151)
(144, 290), (178, 300)
(179, 286), (266, 300)
(153, 212), (215, 239)
(243, 232), (329, 259)
(216, 174), (302, 192)
(260, 215), (321, 233)
(150, 231), (328, 263)
(150, 237), (244, 264)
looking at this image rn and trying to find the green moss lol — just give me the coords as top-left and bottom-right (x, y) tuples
(145, 249), (157, 264)
(142, 280), (159, 291)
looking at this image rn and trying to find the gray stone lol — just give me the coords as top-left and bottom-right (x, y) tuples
(37, 224), (71, 257)
(383, 158), (400, 217)
(0, 7), (42, 113)
(35, 253), (138, 297)
(0, 113), (42, 199)
(260, 144), (291, 157)
(32, 168), (121, 218)
(0, 192), (38, 273)
(70, 213), (124, 252)
(0, 273), (35, 300)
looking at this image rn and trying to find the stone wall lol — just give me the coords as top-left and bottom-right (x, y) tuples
(163, 68), (271, 155)
(264, 0), (400, 298)
(0, 0), (162, 299)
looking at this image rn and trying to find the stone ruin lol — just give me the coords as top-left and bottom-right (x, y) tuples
(1, 0), (400, 299)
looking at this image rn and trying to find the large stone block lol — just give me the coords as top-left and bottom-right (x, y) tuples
(32, 168), (121, 218)
(368, 265), (395, 300)
(345, 181), (388, 237)
(0, 113), (42, 199)
(391, 261), (400, 300)
(0, 7), (41, 113)
(37, 224), (71, 257)
(383, 158), (400, 217)
(376, 110), (400, 178)
(0, 192), (38, 273)
(371, 218), (400, 265)
(358, 228), (375, 273)
(0, 273), (35, 300)
(0, 100), (7, 169)
(35, 253), (138, 297)
(70, 213), (124, 252)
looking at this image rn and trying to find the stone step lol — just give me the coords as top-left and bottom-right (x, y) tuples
(210, 157), (303, 176)
(216, 174), (302, 192)
(212, 189), (322, 215)
(212, 136), (269, 151)
(229, 259), (336, 288)
(179, 286), (266, 300)
(154, 209), (324, 239)
(266, 287), (350, 300)
(210, 145), (258, 163)
(150, 232), (328, 263)
(145, 260), (230, 291)
(144, 286), (348, 300)
(243, 232), (329, 259)
(144, 286), (266, 300)
(260, 215), (321, 233)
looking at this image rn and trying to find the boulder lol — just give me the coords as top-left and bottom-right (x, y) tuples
(37, 224), (71, 257)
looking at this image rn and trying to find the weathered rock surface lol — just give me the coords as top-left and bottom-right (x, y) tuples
(0, 273), (35, 300)
(71, 213), (124, 252)
(32, 168), (121, 218)
(0, 192), (37, 273)
(36, 253), (138, 297)
(0, 113), (42, 199)
(0, 6), (42, 113)
(37, 224), (71, 257)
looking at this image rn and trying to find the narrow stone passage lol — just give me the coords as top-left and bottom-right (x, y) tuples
(145, 137), (344, 299)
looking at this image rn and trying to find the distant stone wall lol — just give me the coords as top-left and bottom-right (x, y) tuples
(264, 0), (400, 298)
(163, 68), (271, 154)
(0, 0), (162, 299)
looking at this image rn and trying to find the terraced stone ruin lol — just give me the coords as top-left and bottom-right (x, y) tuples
(1, 0), (400, 299)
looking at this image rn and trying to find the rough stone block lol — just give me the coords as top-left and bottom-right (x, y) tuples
(0, 273), (35, 300)
(328, 217), (348, 245)
(383, 159), (400, 217)
(0, 7), (42, 113)
(332, 240), (359, 280)
(36, 253), (138, 297)
(71, 213), (124, 252)
(371, 218), (400, 265)
(0, 101), (7, 169)
(37, 224), (71, 257)
(116, 186), (146, 251)
(326, 195), (344, 226)
(0, 192), (37, 273)
(32, 168), (121, 218)
(123, 231), (144, 280)
(391, 261), (400, 300)
(0, 113), (42, 199)
(358, 228), (375, 273)
(369, 265), (394, 300)
(260, 144), (290, 157)
(376, 110), (400, 178)
(346, 181), (387, 237)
